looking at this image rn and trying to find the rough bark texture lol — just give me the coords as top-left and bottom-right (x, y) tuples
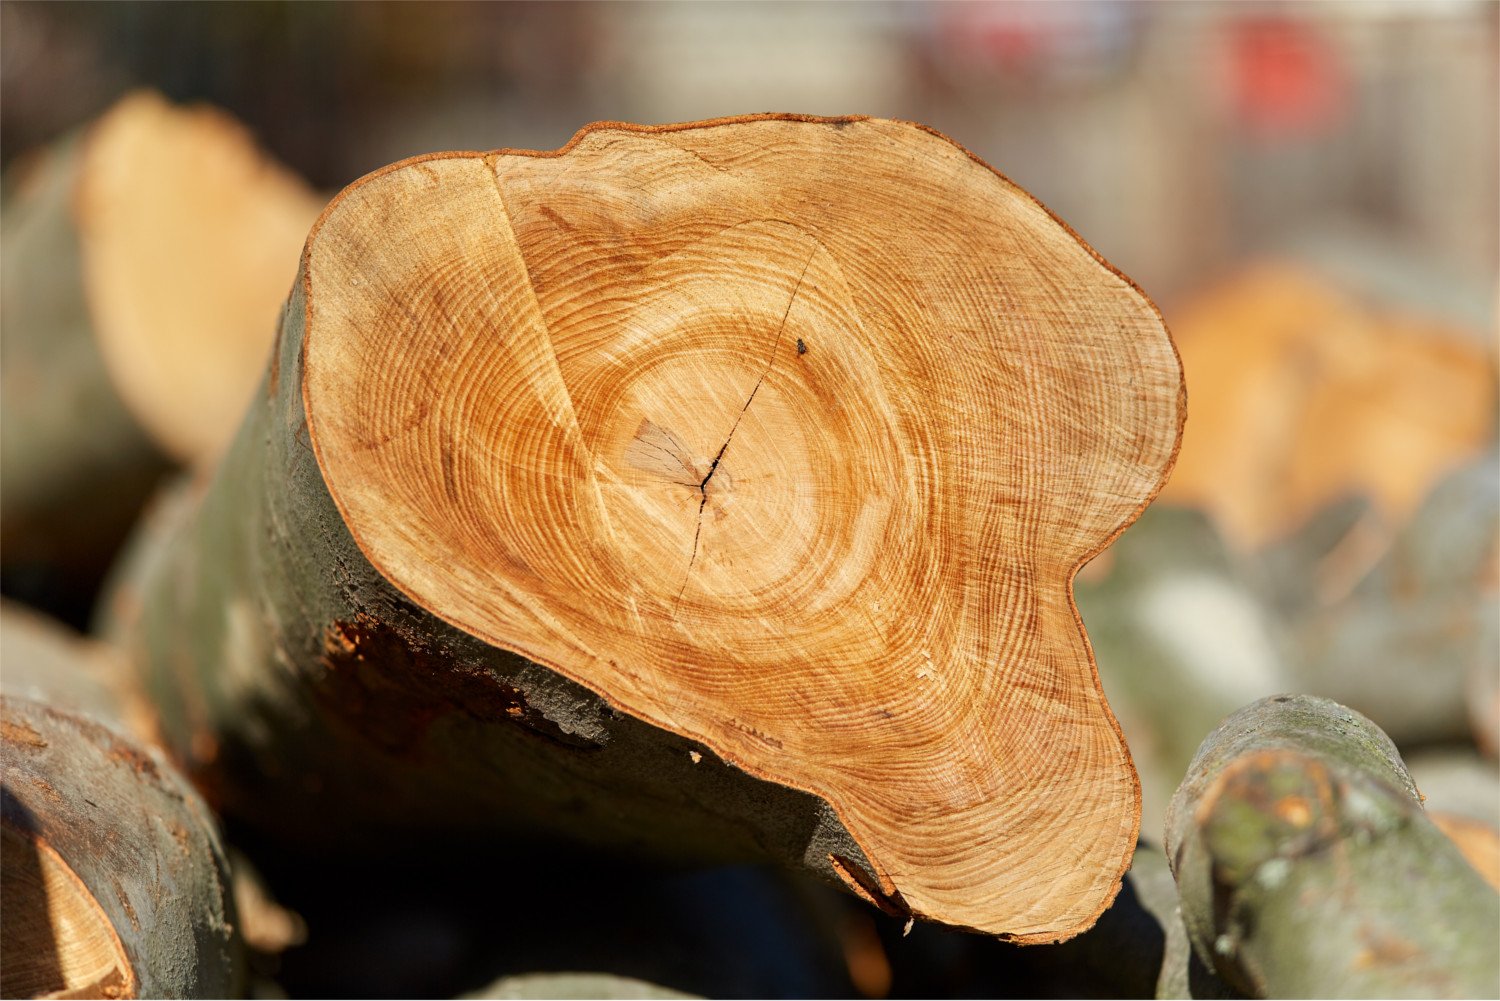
(102, 114), (1183, 941)
(1165, 695), (1500, 998)
(0, 608), (242, 998)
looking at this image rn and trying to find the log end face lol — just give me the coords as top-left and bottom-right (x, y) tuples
(301, 115), (1178, 938)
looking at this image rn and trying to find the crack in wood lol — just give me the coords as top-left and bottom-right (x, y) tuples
(675, 244), (818, 610)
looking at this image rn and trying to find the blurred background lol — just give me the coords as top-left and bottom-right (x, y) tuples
(2, 2), (1496, 997)
(5, 0), (1496, 304)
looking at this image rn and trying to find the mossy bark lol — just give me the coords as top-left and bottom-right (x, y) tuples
(1165, 695), (1499, 998)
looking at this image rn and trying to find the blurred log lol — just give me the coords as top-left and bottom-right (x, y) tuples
(1160, 262), (1495, 551)
(0, 90), (321, 611)
(0, 134), (169, 616)
(1274, 456), (1499, 746)
(462, 974), (696, 999)
(1407, 750), (1500, 891)
(1165, 695), (1499, 998)
(1430, 814), (1500, 892)
(1075, 506), (1290, 833)
(1472, 646), (1499, 758)
(0, 606), (242, 998)
(99, 115), (1183, 941)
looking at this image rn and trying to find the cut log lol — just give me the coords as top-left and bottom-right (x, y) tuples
(1165, 695), (1500, 998)
(0, 606), (242, 998)
(0, 90), (322, 599)
(74, 91), (324, 463)
(101, 115), (1184, 941)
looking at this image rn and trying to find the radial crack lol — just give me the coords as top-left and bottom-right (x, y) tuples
(675, 244), (819, 609)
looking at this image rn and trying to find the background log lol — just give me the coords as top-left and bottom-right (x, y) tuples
(0, 90), (321, 622)
(1157, 263), (1495, 552)
(1407, 749), (1500, 892)
(462, 973), (697, 999)
(1266, 455), (1499, 747)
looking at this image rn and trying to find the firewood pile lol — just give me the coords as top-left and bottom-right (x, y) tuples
(2, 93), (1495, 1000)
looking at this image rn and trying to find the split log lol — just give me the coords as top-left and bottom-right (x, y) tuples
(0, 90), (322, 599)
(1165, 695), (1499, 998)
(0, 606), (242, 998)
(102, 115), (1183, 941)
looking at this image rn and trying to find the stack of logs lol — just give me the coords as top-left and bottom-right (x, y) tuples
(2, 95), (1496, 999)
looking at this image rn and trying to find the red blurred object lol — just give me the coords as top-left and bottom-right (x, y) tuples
(1228, 16), (1350, 140)
(926, 1), (1137, 85)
